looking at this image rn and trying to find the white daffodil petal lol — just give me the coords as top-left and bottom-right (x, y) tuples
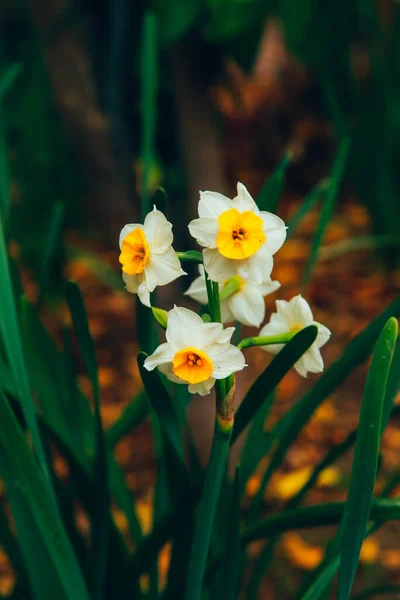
(315, 322), (331, 348)
(138, 282), (151, 307)
(258, 278), (281, 296)
(229, 286), (265, 327)
(296, 345), (324, 377)
(166, 306), (204, 348)
(259, 319), (287, 354)
(202, 325), (236, 354)
(203, 248), (238, 283)
(144, 343), (175, 371)
(198, 191), (232, 218)
(188, 217), (219, 248)
(290, 295), (314, 326)
(211, 345), (246, 379)
(143, 207), (173, 253)
(184, 275), (208, 305)
(221, 301), (235, 324)
(262, 226), (287, 256)
(260, 211), (287, 232)
(122, 272), (140, 294)
(158, 362), (186, 384)
(145, 247), (186, 291)
(188, 377), (216, 396)
(261, 295), (330, 377)
(237, 247), (273, 284)
(294, 357), (309, 378)
(234, 182), (259, 212)
(119, 223), (142, 248)
(199, 322), (232, 347)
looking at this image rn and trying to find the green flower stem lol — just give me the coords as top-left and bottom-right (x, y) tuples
(182, 265), (234, 599)
(237, 332), (296, 351)
(184, 422), (232, 600)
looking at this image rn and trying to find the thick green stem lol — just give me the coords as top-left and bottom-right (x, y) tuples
(237, 332), (296, 351)
(184, 422), (232, 600)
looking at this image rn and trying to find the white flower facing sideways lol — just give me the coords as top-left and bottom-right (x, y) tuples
(144, 306), (246, 396)
(185, 265), (281, 328)
(119, 206), (186, 307)
(259, 295), (331, 378)
(188, 182), (287, 284)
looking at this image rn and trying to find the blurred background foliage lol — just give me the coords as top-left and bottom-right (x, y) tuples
(2, 0), (400, 285)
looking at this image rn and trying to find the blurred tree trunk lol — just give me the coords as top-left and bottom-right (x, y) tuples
(28, 0), (136, 242)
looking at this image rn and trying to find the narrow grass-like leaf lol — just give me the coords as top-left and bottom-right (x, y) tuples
(66, 281), (108, 600)
(249, 352), (400, 598)
(232, 325), (318, 444)
(287, 179), (329, 238)
(106, 391), (148, 448)
(220, 467), (243, 599)
(184, 424), (231, 600)
(37, 202), (64, 305)
(239, 392), (275, 494)
(0, 389), (91, 600)
(302, 137), (350, 286)
(0, 217), (53, 492)
(337, 317), (398, 600)
(248, 297), (400, 520)
(138, 351), (185, 464)
(241, 499), (400, 544)
(0, 63), (22, 101)
(5, 303), (143, 548)
(0, 121), (9, 221)
(141, 11), (157, 217)
(256, 151), (292, 213)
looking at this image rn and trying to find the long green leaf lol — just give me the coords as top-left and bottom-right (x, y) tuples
(337, 317), (397, 600)
(248, 296), (400, 520)
(66, 282), (109, 600)
(302, 137), (350, 286)
(239, 392), (275, 494)
(138, 351), (185, 464)
(0, 389), (90, 600)
(220, 467), (242, 599)
(184, 423), (231, 600)
(0, 217), (53, 493)
(37, 202), (64, 305)
(232, 325), (318, 444)
(287, 179), (329, 238)
(141, 10), (157, 216)
(106, 390), (148, 448)
(256, 152), (292, 213)
(0, 63), (22, 101)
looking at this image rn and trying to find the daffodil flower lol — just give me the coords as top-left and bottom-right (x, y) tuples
(185, 265), (281, 328)
(144, 306), (246, 395)
(119, 207), (186, 307)
(188, 182), (286, 284)
(259, 295), (331, 377)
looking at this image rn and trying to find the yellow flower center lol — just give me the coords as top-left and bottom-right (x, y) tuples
(216, 208), (266, 260)
(172, 347), (213, 384)
(290, 324), (302, 333)
(119, 228), (150, 275)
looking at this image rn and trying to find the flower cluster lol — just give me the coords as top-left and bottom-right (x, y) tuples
(119, 183), (331, 394)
